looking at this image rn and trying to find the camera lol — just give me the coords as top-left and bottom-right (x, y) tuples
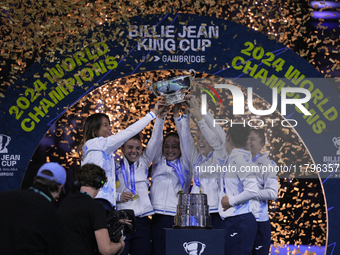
(106, 209), (136, 243)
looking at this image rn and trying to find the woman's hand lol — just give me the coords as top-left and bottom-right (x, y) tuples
(221, 196), (231, 211)
(186, 96), (202, 121)
(173, 103), (182, 118)
(120, 192), (133, 202)
(152, 99), (167, 117)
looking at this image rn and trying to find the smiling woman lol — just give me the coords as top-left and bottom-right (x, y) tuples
(121, 134), (142, 164)
(163, 133), (181, 161)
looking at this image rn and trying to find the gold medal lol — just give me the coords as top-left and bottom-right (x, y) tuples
(177, 190), (184, 195)
(199, 189), (203, 194)
(132, 194), (139, 200)
(224, 193), (228, 197)
(116, 180), (120, 188)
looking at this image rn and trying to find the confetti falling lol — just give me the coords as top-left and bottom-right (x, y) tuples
(1, 0), (339, 94)
(1, 1), (333, 254)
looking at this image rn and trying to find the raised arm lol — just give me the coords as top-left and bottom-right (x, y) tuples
(150, 105), (169, 165)
(86, 101), (166, 155)
(174, 103), (190, 170)
(189, 97), (225, 157)
(190, 131), (200, 168)
(144, 115), (166, 166)
(175, 115), (190, 175)
(203, 110), (226, 145)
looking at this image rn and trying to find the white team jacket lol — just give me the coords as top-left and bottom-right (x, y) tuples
(81, 112), (156, 207)
(249, 152), (279, 222)
(150, 115), (191, 216)
(218, 148), (259, 219)
(115, 117), (164, 217)
(191, 117), (228, 213)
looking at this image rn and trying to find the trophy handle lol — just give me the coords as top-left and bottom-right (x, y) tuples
(188, 69), (196, 78)
(145, 79), (156, 94)
(145, 79), (151, 88)
(183, 242), (188, 251)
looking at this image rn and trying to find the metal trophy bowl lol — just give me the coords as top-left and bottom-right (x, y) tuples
(145, 69), (196, 105)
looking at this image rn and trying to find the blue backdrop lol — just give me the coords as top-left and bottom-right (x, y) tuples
(0, 13), (339, 254)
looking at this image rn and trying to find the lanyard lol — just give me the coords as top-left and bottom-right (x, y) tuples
(29, 187), (52, 202)
(120, 160), (136, 195)
(252, 153), (261, 163)
(193, 151), (213, 188)
(166, 159), (185, 189)
(80, 191), (92, 198)
(222, 156), (230, 195)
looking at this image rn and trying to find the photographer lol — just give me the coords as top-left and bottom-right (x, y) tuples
(0, 162), (66, 255)
(58, 163), (124, 255)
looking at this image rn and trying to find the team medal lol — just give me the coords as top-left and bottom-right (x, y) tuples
(167, 159), (186, 196)
(116, 180), (120, 188)
(199, 189), (203, 194)
(121, 160), (138, 200)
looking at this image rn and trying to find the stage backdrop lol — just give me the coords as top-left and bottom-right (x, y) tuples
(0, 14), (339, 254)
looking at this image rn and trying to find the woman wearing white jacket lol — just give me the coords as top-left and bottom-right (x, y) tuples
(81, 100), (165, 211)
(189, 99), (228, 229)
(187, 95), (259, 255)
(114, 108), (168, 255)
(246, 129), (279, 255)
(150, 103), (191, 255)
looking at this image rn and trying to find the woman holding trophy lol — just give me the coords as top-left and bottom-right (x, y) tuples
(149, 102), (191, 255)
(145, 71), (194, 255)
(188, 96), (228, 229)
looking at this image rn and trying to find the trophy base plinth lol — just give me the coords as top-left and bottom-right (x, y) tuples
(172, 225), (212, 230)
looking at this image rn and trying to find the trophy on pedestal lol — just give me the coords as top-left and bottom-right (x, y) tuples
(145, 69), (196, 105)
(174, 193), (211, 229)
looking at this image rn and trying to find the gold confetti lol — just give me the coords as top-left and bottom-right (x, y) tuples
(0, 2), (329, 252)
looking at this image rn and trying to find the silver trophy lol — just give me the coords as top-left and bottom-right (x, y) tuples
(145, 69), (196, 105)
(174, 193), (211, 229)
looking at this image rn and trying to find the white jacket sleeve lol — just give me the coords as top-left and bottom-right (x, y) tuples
(202, 110), (226, 145)
(258, 177), (279, 201)
(151, 118), (165, 174)
(197, 118), (226, 160)
(190, 133), (200, 168)
(229, 172), (259, 206)
(144, 117), (165, 166)
(175, 114), (190, 174)
(116, 192), (122, 203)
(86, 112), (156, 155)
(258, 155), (279, 201)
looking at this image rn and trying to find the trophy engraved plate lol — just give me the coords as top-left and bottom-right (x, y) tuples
(145, 69), (196, 105)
